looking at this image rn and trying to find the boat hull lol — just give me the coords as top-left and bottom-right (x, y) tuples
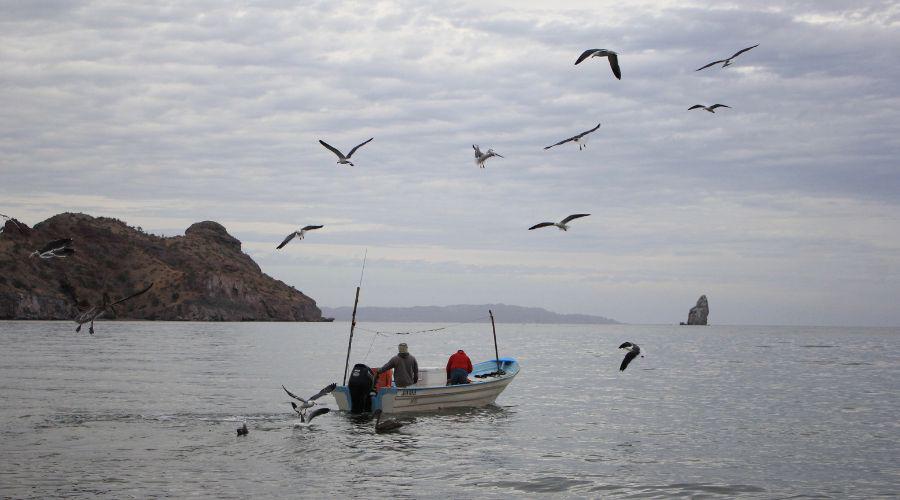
(333, 358), (519, 414)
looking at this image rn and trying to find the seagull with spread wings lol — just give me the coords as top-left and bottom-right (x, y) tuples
(544, 123), (602, 151)
(283, 383), (336, 423)
(473, 145), (503, 168)
(528, 214), (591, 231)
(574, 49), (621, 80)
(688, 104), (731, 113)
(31, 238), (75, 259)
(318, 138), (373, 166)
(74, 283), (154, 334)
(618, 342), (643, 371)
(276, 225), (324, 249)
(695, 44), (759, 71)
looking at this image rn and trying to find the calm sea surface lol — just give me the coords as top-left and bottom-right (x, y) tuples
(0, 321), (897, 498)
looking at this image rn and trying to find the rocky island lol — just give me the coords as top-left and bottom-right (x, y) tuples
(681, 294), (710, 325)
(0, 213), (322, 321)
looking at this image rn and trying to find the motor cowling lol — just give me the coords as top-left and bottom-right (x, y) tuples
(347, 363), (375, 414)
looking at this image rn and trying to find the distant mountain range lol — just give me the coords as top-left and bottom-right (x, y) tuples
(320, 304), (619, 324)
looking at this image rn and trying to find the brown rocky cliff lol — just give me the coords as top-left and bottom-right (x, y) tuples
(0, 213), (322, 321)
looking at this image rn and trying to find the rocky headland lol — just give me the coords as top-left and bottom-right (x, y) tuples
(0, 213), (322, 321)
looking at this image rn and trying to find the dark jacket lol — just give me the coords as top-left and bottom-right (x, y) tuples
(380, 353), (419, 388)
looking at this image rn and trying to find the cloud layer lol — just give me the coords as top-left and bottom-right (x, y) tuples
(2, 0), (899, 325)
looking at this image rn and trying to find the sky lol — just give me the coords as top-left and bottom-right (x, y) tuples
(1, 0), (899, 326)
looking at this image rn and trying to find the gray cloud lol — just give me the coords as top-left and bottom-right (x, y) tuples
(1, 0), (898, 325)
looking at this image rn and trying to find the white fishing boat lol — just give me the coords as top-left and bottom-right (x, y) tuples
(332, 357), (519, 414)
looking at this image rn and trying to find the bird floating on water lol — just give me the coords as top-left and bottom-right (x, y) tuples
(283, 383), (336, 422)
(276, 225), (324, 249)
(31, 238), (75, 259)
(528, 214), (590, 231)
(374, 409), (403, 433)
(618, 342), (643, 371)
(688, 104), (731, 113)
(695, 44), (759, 71)
(318, 138), (373, 166)
(473, 145), (503, 168)
(237, 423), (249, 436)
(74, 283), (154, 334)
(574, 49), (621, 80)
(544, 123), (601, 151)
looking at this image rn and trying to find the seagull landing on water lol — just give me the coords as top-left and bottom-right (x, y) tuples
(528, 214), (590, 231)
(473, 145), (503, 168)
(276, 225), (324, 249)
(74, 283), (154, 334)
(618, 342), (643, 371)
(544, 123), (601, 151)
(374, 409), (403, 433)
(30, 238), (75, 259)
(689, 104), (731, 113)
(695, 44), (759, 71)
(574, 49), (621, 80)
(318, 138), (373, 167)
(283, 383), (336, 423)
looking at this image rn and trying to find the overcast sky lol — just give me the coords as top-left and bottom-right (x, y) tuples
(2, 1), (899, 326)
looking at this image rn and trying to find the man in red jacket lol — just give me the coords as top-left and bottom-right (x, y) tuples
(446, 349), (473, 385)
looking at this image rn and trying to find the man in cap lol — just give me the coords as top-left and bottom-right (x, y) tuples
(376, 343), (419, 388)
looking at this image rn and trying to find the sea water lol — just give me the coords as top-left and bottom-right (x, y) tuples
(0, 321), (897, 498)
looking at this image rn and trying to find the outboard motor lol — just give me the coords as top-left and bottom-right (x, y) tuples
(347, 363), (375, 414)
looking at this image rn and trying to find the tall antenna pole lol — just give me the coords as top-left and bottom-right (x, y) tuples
(343, 249), (367, 385)
(489, 309), (501, 373)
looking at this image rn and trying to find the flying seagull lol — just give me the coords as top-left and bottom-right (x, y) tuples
(695, 44), (759, 71)
(374, 409), (403, 433)
(0, 213), (25, 235)
(319, 138), (373, 166)
(237, 423), (249, 436)
(544, 123), (602, 151)
(618, 341), (643, 371)
(473, 145), (503, 168)
(688, 104), (731, 113)
(31, 238), (75, 259)
(74, 283), (154, 334)
(574, 49), (621, 80)
(283, 383), (336, 422)
(528, 214), (591, 231)
(276, 225), (324, 249)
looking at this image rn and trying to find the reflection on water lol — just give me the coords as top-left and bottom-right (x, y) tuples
(1, 321), (898, 498)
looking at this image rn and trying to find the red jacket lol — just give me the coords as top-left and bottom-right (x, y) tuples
(446, 350), (473, 377)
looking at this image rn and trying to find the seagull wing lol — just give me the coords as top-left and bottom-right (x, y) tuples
(301, 225), (324, 232)
(608, 53), (621, 79)
(560, 213), (590, 225)
(729, 44), (759, 60)
(282, 385), (309, 404)
(695, 59), (726, 71)
(305, 407), (331, 423)
(276, 231), (299, 249)
(579, 122), (602, 137)
(574, 49), (598, 65)
(108, 283), (153, 308)
(308, 382), (337, 401)
(473, 144), (482, 157)
(620, 350), (638, 371)
(39, 238), (73, 254)
(346, 137), (374, 158)
(318, 140), (346, 160)
(709, 104), (731, 110)
(688, 104), (706, 110)
(528, 222), (555, 230)
(618, 341), (634, 349)
(543, 136), (575, 150)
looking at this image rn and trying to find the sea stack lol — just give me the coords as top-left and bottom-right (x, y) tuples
(686, 295), (709, 325)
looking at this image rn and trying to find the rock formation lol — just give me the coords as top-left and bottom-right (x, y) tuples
(0, 213), (323, 321)
(685, 295), (709, 325)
